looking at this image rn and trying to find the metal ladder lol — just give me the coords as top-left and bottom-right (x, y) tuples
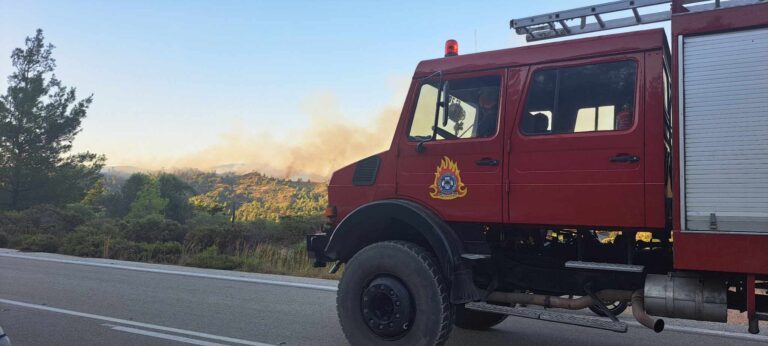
(511, 0), (767, 42)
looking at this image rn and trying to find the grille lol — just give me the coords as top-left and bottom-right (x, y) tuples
(352, 156), (380, 186)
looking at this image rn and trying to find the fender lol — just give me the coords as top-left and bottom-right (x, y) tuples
(324, 199), (479, 303)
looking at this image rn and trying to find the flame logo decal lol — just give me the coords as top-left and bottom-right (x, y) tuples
(429, 156), (467, 200)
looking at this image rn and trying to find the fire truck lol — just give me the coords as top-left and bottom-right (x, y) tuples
(307, 0), (768, 344)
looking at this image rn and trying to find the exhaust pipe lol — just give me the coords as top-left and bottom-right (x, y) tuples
(485, 289), (665, 332)
(631, 289), (665, 333)
(486, 290), (632, 310)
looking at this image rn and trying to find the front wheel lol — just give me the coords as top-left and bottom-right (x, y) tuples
(337, 241), (453, 346)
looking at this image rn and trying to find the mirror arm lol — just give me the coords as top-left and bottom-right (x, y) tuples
(441, 82), (450, 127)
(416, 140), (428, 154)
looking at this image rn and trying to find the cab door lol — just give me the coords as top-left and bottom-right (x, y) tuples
(397, 70), (505, 223)
(508, 56), (646, 228)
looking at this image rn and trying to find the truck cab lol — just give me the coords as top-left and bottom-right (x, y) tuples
(308, 1), (768, 344)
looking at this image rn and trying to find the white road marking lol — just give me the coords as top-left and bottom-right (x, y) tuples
(0, 252), (337, 292)
(104, 324), (230, 346)
(0, 298), (273, 346)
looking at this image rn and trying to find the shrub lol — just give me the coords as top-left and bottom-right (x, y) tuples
(20, 204), (84, 235)
(185, 220), (280, 255)
(123, 215), (185, 243)
(60, 219), (121, 258)
(185, 224), (228, 250)
(0, 205), (90, 238)
(186, 213), (229, 226)
(0, 231), (8, 248)
(60, 230), (105, 257)
(0, 211), (29, 236)
(107, 238), (145, 261)
(61, 203), (98, 224)
(141, 242), (182, 263)
(184, 246), (241, 270)
(18, 234), (59, 253)
(274, 215), (324, 245)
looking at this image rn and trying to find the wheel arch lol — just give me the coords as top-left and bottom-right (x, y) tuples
(325, 199), (464, 282)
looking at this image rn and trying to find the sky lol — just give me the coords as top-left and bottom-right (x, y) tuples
(0, 0), (670, 179)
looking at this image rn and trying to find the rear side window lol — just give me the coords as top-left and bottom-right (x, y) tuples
(409, 75), (501, 141)
(520, 61), (637, 135)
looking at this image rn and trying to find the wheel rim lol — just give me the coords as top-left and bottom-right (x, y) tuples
(604, 301), (625, 312)
(361, 275), (414, 339)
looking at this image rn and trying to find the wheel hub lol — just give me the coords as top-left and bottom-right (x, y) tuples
(361, 276), (414, 339)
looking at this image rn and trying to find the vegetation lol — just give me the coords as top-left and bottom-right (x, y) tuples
(0, 187), (334, 278)
(0, 30), (335, 280)
(0, 168), (334, 278)
(185, 170), (327, 221)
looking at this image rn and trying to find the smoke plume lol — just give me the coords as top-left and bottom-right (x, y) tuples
(166, 77), (409, 181)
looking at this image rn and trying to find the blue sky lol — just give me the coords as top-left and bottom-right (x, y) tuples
(0, 0), (669, 175)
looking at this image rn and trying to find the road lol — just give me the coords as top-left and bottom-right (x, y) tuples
(1, 249), (766, 346)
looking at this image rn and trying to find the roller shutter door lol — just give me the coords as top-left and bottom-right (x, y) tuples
(682, 27), (768, 233)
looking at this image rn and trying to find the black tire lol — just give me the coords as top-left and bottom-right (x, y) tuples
(337, 241), (453, 346)
(454, 303), (508, 330)
(589, 301), (628, 317)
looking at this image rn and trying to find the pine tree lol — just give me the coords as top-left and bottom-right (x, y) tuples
(0, 29), (104, 210)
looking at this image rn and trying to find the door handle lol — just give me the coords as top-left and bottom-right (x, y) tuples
(476, 158), (499, 166)
(610, 154), (640, 163)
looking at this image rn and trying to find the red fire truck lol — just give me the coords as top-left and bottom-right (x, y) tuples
(307, 0), (768, 344)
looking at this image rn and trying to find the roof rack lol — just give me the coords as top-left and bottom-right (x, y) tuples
(511, 0), (766, 42)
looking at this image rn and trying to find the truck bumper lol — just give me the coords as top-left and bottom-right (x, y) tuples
(306, 233), (330, 268)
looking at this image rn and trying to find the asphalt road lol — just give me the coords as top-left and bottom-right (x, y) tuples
(1, 249), (766, 346)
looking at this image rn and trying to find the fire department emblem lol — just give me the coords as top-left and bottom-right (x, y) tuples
(429, 156), (467, 200)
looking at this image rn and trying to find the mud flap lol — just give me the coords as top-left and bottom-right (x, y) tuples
(451, 261), (480, 303)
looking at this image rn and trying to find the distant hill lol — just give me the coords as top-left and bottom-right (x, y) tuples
(102, 166), (145, 177)
(101, 167), (327, 221)
(177, 169), (327, 221)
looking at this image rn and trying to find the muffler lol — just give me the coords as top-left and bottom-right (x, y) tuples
(644, 273), (727, 322)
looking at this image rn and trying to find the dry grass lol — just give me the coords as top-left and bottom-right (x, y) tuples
(179, 242), (341, 280)
(236, 243), (341, 280)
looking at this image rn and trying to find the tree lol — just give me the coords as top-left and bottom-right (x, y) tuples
(157, 173), (194, 223)
(116, 173), (151, 216)
(0, 29), (104, 210)
(126, 177), (168, 219)
(81, 179), (105, 207)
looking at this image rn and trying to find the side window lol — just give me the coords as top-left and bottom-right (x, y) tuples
(409, 82), (442, 141)
(408, 75), (501, 141)
(521, 61), (637, 135)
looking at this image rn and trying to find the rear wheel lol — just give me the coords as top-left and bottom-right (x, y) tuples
(454, 303), (508, 330)
(589, 300), (628, 317)
(337, 241), (454, 346)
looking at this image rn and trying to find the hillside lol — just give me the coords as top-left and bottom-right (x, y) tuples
(177, 169), (327, 221)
